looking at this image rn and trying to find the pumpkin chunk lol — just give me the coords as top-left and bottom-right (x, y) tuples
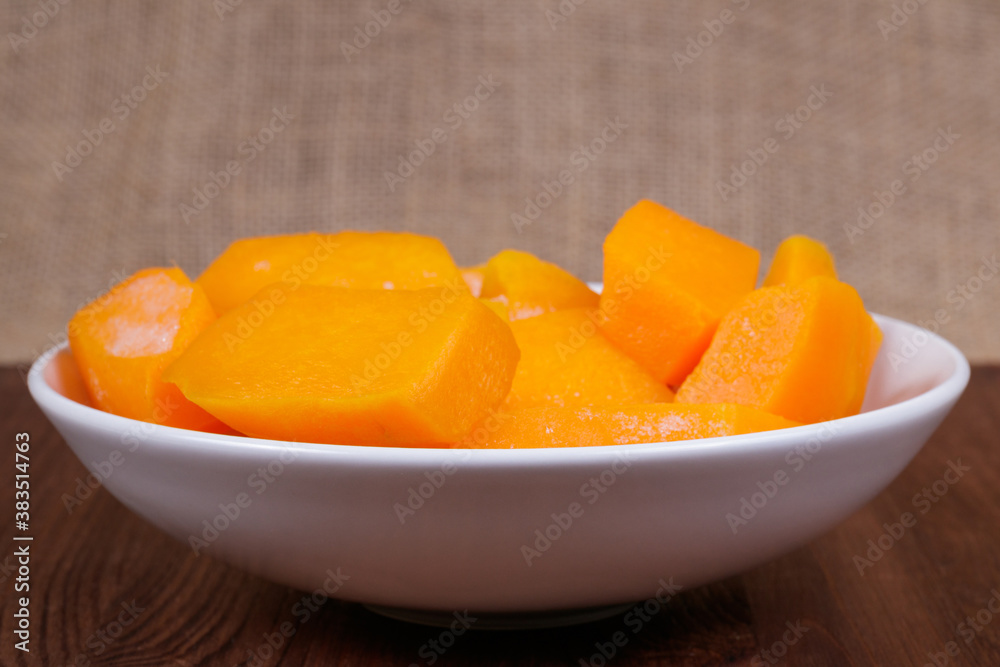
(594, 403), (797, 444)
(480, 249), (599, 321)
(462, 406), (616, 449)
(197, 231), (466, 314)
(676, 277), (882, 424)
(197, 233), (330, 314)
(68, 268), (224, 431)
(303, 231), (466, 293)
(505, 309), (673, 409)
(163, 285), (520, 446)
(598, 200), (760, 387)
(465, 403), (796, 449)
(762, 235), (838, 287)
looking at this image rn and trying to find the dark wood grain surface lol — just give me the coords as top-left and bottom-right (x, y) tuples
(2, 366), (999, 666)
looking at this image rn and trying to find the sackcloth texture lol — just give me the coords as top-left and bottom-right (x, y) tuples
(1, 0), (998, 365)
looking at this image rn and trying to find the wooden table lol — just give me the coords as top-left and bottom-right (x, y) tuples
(3, 366), (999, 666)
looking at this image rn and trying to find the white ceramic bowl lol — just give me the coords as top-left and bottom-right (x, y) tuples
(29, 313), (968, 626)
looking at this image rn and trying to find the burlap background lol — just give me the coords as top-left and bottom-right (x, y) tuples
(2, 1), (998, 366)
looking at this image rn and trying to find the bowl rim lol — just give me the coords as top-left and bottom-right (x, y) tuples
(28, 313), (970, 468)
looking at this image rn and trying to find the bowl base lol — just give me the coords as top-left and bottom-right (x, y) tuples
(363, 602), (635, 630)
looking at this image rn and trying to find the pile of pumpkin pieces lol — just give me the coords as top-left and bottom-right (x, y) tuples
(67, 199), (881, 448)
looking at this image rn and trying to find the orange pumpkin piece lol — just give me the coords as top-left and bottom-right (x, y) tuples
(68, 268), (225, 431)
(593, 403), (798, 444)
(762, 235), (838, 287)
(465, 403), (796, 449)
(461, 264), (487, 297)
(505, 309), (673, 410)
(478, 297), (510, 320)
(676, 276), (882, 424)
(49, 348), (94, 407)
(599, 200), (760, 387)
(197, 233), (331, 314)
(197, 231), (466, 314)
(480, 249), (599, 321)
(163, 285), (520, 447)
(303, 231), (467, 293)
(461, 406), (616, 449)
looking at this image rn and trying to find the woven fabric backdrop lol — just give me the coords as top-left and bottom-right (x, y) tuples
(2, 1), (998, 367)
